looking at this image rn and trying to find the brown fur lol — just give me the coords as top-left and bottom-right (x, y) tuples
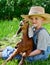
(15, 20), (34, 65)
(15, 20), (33, 56)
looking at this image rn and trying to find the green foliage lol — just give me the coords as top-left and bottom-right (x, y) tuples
(0, 0), (14, 20)
(32, 0), (50, 13)
(0, 0), (50, 20)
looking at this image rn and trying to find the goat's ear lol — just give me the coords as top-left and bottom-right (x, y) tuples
(17, 28), (22, 35)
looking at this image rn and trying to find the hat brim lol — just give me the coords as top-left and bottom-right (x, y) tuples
(21, 13), (50, 23)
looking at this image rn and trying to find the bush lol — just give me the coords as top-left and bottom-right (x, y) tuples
(0, 0), (50, 20)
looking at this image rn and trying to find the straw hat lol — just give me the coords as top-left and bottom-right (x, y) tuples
(21, 6), (50, 23)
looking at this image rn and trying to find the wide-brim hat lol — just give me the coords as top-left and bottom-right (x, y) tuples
(21, 6), (50, 23)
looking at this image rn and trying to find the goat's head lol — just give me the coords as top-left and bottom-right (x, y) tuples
(17, 20), (29, 34)
(20, 20), (29, 29)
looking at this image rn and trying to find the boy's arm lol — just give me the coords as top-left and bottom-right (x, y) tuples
(28, 49), (42, 56)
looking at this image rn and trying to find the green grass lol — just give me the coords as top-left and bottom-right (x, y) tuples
(0, 57), (50, 65)
(0, 18), (20, 40)
(43, 23), (50, 33)
(0, 19), (50, 65)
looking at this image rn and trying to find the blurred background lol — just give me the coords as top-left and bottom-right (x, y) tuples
(0, 0), (50, 20)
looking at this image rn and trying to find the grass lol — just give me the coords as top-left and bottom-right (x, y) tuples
(0, 57), (50, 65)
(0, 19), (50, 65)
(0, 18), (20, 40)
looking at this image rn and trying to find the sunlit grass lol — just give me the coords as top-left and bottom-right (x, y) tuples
(0, 19), (20, 40)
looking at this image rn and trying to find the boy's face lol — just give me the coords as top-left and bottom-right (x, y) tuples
(29, 16), (44, 28)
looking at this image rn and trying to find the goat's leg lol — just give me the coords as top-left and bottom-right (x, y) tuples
(18, 50), (32, 65)
(18, 57), (25, 65)
(6, 48), (19, 62)
(18, 53), (26, 65)
(1, 48), (19, 65)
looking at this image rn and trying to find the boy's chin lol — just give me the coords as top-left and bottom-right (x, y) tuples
(33, 24), (37, 27)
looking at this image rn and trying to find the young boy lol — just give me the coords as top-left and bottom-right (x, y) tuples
(21, 6), (50, 61)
